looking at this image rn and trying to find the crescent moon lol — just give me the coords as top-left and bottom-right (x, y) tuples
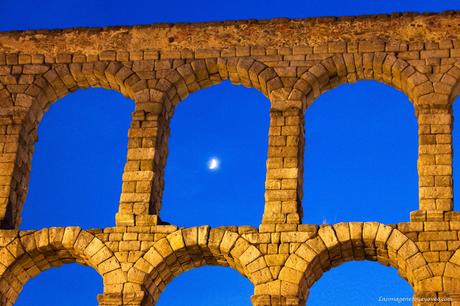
(208, 158), (219, 170)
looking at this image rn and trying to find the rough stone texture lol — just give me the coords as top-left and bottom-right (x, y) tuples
(0, 10), (459, 306)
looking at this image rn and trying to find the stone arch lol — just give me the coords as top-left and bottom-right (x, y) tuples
(153, 57), (282, 118)
(0, 227), (123, 306)
(301, 78), (421, 224)
(0, 82), (15, 116)
(295, 55), (456, 216)
(133, 59), (281, 221)
(127, 227), (272, 305)
(0, 62), (141, 228)
(291, 53), (440, 109)
(22, 61), (140, 134)
(443, 61), (460, 104)
(271, 222), (429, 302)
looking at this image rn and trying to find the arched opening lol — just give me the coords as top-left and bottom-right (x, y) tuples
(307, 261), (413, 305)
(14, 263), (102, 306)
(302, 81), (418, 224)
(21, 88), (134, 229)
(161, 81), (270, 227)
(136, 228), (264, 304)
(0, 228), (114, 306)
(156, 266), (253, 306)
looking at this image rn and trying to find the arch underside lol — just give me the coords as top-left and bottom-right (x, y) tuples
(125, 227), (268, 304)
(270, 223), (430, 301)
(293, 55), (457, 109)
(142, 248), (244, 304)
(0, 228), (121, 306)
(0, 248), (83, 305)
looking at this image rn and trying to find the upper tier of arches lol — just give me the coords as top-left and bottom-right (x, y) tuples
(0, 51), (458, 228)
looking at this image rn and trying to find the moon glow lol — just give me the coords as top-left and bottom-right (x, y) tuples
(208, 158), (219, 170)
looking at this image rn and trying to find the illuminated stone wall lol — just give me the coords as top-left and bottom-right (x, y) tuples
(0, 11), (459, 305)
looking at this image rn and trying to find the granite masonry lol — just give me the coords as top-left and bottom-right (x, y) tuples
(0, 11), (460, 305)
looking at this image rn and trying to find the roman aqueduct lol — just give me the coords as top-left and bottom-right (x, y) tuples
(0, 11), (460, 305)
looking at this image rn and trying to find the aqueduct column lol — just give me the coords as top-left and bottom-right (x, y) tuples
(413, 103), (453, 221)
(262, 108), (305, 227)
(116, 94), (170, 226)
(0, 108), (32, 229)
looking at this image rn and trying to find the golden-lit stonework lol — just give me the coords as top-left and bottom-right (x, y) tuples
(0, 11), (460, 305)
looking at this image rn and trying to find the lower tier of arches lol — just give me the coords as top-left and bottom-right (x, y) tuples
(0, 223), (458, 305)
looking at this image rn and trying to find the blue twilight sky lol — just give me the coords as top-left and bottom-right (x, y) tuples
(1, 1), (460, 306)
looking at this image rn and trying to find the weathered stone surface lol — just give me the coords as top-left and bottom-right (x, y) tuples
(0, 10), (459, 306)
